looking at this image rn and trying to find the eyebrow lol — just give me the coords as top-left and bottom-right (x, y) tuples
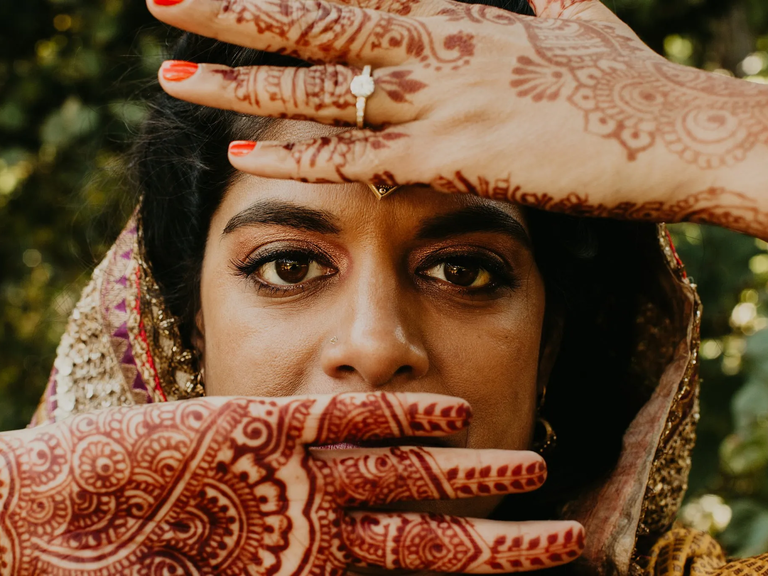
(416, 204), (532, 250)
(222, 200), (341, 235)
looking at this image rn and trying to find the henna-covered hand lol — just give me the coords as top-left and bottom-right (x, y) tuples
(149, 0), (768, 238)
(0, 392), (582, 575)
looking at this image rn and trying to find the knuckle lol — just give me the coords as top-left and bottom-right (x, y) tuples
(327, 65), (356, 107)
(291, 0), (323, 32)
(303, 65), (354, 112)
(214, 0), (232, 23)
(302, 1), (349, 44)
(344, 133), (390, 181)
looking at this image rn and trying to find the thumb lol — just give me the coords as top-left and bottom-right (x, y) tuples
(525, 0), (622, 23)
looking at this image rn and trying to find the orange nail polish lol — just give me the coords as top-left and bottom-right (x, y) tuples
(154, 0), (184, 5)
(161, 61), (199, 82)
(229, 141), (257, 157)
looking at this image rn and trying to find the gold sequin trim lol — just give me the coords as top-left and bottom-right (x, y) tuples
(630, 225), (703, 575)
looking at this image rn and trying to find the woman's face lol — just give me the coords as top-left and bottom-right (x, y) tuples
(197, 130), (552, 518)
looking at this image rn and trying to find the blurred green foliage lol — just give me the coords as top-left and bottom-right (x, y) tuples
(0, 0), (164, 428)
(1, 0), (768, 558)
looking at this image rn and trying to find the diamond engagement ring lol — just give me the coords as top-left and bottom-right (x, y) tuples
(350, 65), (375, 130)
(349, 65), (401, 200)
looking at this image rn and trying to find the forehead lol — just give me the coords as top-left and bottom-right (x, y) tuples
(221, 176), (528, 234)
(221, 120), (529, 235)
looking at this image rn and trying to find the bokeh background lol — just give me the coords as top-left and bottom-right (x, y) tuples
(1, 0), (768, 557)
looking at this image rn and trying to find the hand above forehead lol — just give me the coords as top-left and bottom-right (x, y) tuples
(148, 0), (768, 240)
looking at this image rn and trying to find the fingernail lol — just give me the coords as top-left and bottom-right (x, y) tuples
(229, 141), (257, 157)
(154, 0), (185, 5)
(161, 60), (199, 82)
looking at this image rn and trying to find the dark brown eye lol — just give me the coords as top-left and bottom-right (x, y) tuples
(424, 258), (493, 288)
(258, 254), (328, 286)
(274, 257), (310, 284)
(444, 260), (481, 286)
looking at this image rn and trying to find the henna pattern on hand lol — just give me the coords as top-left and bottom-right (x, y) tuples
(322, 447), (546, 506)
(282, 130), (410, 181)
(212, 65), (427, 116)
(0, 395), (462, 575)
(0, 393), (580, 574)
(250, 120), (768, 239)
(214, 66), (343, 112)
(185, 0), (768, 240)
(219, 0), (474, 69)
(0, 399), (307, 575)
(507, 18), (768, 168)
(434, 172), (768, 240)
(434, 3), (768, 168)
(344, 513), (585, 572)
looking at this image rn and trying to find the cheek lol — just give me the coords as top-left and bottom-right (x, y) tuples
(426, 280), (545, 451)
(199, 275), (320, 397)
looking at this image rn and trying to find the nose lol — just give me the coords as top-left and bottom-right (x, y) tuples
(321, 267), (429, 388)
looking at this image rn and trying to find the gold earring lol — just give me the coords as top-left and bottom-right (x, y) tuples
(532, 417), (557, 455)
(537, 384), (548, 411)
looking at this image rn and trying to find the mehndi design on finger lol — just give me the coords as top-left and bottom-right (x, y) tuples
(343, 513), (585, 572)
(310, 392), (471, 444)
(276, 130), (409, 181)
(209, 64), (426, 121)
(214, 65), (358, 116)
(216, 0), (474, 70)
(322, 447), (546, 506)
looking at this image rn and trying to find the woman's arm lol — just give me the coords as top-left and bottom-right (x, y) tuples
(0, 393), (582, 575)
(147, 0), (768, 239)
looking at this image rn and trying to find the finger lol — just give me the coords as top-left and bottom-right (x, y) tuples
(208, 393), (468, 450)
(299, 392), (472, 445)
(313, 447), (546, 506)
(321, 0), (450, 18)
(525, 0), (590, 18)
(158, 61), (423, 126)
(526, 0), (630, 25)
(226, 129), (416, 186)
(147, 0), (455, 69)
(342, 512), (585, 572)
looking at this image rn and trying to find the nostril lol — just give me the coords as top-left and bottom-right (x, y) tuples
(395, 366), (412, 376)
(338, 365), (355, 373)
